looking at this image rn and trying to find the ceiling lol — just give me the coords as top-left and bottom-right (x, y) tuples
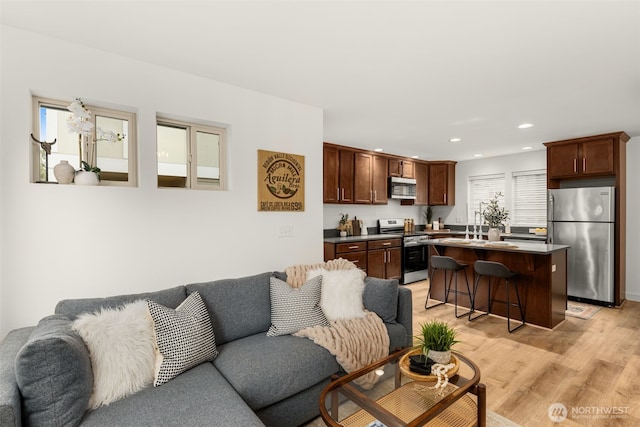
(2, 1), (639, 161)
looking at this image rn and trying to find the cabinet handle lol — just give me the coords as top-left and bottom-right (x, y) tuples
(444, 193), (447, 204)
(382, 242), (391, 246)
(337, 188), (340, 201)
(583, 157), (586, 171)
(573, 158), (577, 173)
(374, 190), (377, 201)
(351, 260), (359, 264)
(348, 245), (359, 249)
(383, 252), (387, 263)
(341, 188), (345, 200)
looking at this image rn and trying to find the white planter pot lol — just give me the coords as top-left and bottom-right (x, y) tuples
(53, 160), (75, 184)
(75, 171), (100, 186)
(425, 349), (451, 364)
(488, 227), (501, 242)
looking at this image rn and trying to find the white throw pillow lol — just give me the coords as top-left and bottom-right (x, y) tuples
(72, 300), (156, 409)
(307, 268), (366, 321)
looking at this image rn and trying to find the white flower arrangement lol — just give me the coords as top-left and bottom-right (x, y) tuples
(482, 192), (509, 228)
(67, 98), (124, 175)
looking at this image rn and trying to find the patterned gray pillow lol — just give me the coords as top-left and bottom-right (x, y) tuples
(267, 275), (329, 336)
(147, 291), (217, 386)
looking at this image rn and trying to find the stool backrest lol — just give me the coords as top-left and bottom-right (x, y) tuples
(474, 260), (515, 279)
(431, 256), (463, 270)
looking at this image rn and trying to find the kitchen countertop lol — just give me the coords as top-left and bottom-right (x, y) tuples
(426, 238), (568, 255)
(323, 233), (403, 243)
(323, 231), (547, 243)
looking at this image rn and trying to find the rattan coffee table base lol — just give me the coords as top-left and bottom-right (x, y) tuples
(339, 382), (477, 427)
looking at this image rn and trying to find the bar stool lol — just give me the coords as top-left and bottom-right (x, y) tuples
(425, 256), (473, 318)
(470, 260), (524, 333)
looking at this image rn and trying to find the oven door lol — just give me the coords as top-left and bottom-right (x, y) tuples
(403, 243), (429, 284)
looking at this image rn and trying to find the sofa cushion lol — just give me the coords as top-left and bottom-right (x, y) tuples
(214, 332), (340, 410)
(15, 315), (93, 427)
(363, 277), (399, 323)
(0, 327), (34, 427)
(147, 291), (218, 386)
(385, 322), (410, 352)
(186, 272), (274, 345)
(72, 300), (156, 409)
(307, 268), (366, 321)
(79, 363), (263, 427)
(55, 285), (187, 319)
(267, 275), (329, 336)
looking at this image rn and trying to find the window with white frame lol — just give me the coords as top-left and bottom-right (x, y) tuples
(156, 117), (226, 190)
(467, 173), (506, 225)
(511, 169), (547, 227)
(32, 96), (137, 186)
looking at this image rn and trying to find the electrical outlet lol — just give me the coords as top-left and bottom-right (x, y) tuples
(278, 225), (293, 237)
(456, 217), (462, 223)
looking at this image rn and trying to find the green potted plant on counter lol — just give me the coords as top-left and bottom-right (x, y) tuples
(337, 212), (349, 237)
(415, 319), (458, 364)
(482, 192), (509, 241)
(423, 206), (433, 230)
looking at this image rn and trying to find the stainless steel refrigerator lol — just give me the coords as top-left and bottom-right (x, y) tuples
(547, 187), (615, 305)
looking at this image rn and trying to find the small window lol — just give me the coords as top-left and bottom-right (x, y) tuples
(467, 173), (506, 224)
(31, 96), (137, 186)
(512, 170), (547, 227)
(157, 117), (226, 190)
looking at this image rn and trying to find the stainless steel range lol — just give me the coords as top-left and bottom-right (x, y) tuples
(378, 218), (430, 284)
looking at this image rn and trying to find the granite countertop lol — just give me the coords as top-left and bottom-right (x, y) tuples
(426, 238), (569, 255)
(323, 233), (403, 243)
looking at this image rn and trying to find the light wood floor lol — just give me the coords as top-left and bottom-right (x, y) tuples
(406, 280), (640, 427)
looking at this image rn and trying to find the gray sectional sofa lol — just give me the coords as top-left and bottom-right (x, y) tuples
(0, 271), (412, 426)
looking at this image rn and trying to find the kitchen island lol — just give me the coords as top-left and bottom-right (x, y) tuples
(426, 238), (570, 329)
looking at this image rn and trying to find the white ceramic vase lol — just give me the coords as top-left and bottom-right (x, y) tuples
(339, 230), (347, 237)
(74, 171), (100, 186)
(488, 227), (501, 242)
(53, 160), (75, 184)
(426, 349), (451, 364)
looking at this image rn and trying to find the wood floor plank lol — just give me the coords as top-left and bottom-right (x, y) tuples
(405, 280), (640, 427)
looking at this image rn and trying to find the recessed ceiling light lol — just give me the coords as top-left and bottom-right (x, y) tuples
(374, 148), (384, 152)
(411, 155), (419, 159)
(518, 123), (534, 129)
(449, 138), (462, 143)
(522, 146), (533, 150)
(473, 154), (483, 158)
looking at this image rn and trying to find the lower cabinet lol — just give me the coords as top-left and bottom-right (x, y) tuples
(366, 239), (402, 280)
(324, 241), (367, 273)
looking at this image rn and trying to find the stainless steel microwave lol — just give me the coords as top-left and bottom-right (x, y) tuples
(388, 176), (417, 200)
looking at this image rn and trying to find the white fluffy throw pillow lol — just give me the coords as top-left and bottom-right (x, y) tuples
(72, 300), (156, 409)
(307, 268), (366, 321)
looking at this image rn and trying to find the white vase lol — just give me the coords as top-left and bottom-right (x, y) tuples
(339, 230), (347, 237)
(488, 227), (501, 241)
(53, 160), (75, 184)
(425, 349), (451, 364)
(75, 171), (100, 186)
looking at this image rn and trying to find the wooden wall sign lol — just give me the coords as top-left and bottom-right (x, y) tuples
(258, 149), (305, 212)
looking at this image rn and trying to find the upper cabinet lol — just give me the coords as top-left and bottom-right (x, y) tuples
(428, 161), (456, 206)
(389, 158), (414, 179)
(323, 144), (354, 203)
(353, 152), (388, 204)
(544, 135), (619, 180)
(414, 161), (429, 205)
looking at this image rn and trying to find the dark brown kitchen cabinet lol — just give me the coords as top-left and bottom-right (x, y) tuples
(367, 239), (402, 280)
(414, 161), (429, 205)
(323, 144), (354, 203)
(545, 137), (614, 179)
(428, 161), (456, 206)
(324, 241), (367, 273)
(389, 158), (414, 179)
(353, 153), (388, 204)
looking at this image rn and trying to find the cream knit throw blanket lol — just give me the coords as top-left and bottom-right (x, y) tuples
(286, 260), (389, 389)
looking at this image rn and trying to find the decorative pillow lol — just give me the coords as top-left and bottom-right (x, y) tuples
(267, 275), (329, 336)
(363, 277), (399, 323)
(147, 291), (218, 386)
(72, 299), (156, 409)
(15, 315), (93, 427)
(307, 268), (366, 321)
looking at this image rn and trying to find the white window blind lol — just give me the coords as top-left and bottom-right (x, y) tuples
(511, 169), (547, 227)
(467, 173), (505, 224)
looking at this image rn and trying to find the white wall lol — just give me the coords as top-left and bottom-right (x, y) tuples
(0, 26), (324, 337)
(626, 137), (639, 301)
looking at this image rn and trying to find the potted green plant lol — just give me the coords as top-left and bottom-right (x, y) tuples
(423, 206), (433, 230)
(337, 213), (349, 237)
(415, 319), (458, 364)
(482, 192), (509, 241)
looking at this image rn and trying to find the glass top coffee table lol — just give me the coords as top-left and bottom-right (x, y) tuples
(319, 348), (486, 427)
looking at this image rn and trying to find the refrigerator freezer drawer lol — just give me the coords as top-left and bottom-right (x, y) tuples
(552, 221), (614, 303)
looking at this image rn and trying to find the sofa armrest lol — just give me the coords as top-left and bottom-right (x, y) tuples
(0, 327), (34, 427)
(396, 286), (413, 348)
